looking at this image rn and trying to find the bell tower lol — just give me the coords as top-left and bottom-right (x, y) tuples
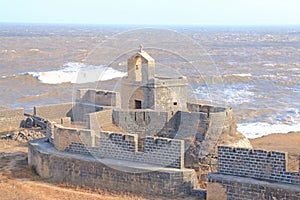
(127, 45), (155, 83)
(121, 46), (187, 111)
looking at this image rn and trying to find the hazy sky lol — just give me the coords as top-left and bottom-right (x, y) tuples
(1, 0), (299, 25)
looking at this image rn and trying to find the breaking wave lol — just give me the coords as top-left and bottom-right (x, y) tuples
(27, 62), (126, 84)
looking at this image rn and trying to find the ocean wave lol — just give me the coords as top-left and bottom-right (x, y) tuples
(237, 122), (300, 139)
(231, 73), (252, 77)
(27, 62), (126, 84)
(193, 83), (254, 105)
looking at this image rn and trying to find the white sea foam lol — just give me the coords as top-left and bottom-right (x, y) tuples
(29, 49), (40, 52)
(28, 62), (126, 84)
(237, 122), (300, 139)
(232, 73), (252, 77)
(263, 63), (275, 67)
(193, 84), (254, 105)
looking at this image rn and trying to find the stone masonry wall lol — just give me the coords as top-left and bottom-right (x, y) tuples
(76, 89), (121, 107)
(34, 103), (73, 122)
(112, 109), (168, 136)
(0, 108), (24, 132)
(208, 173), (300, 200)
(87, 109), (113, 133)
(45, 121), (55, 144)
(53, 124), (94, 151)
(207, 146), (300, 199)
(28, 139), (198, 196)
(218, 146), (300, 185)
(187, 102), (227, 113)
(65, 132), (184, 169)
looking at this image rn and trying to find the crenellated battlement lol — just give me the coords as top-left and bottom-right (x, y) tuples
(49, 122), (184, 169)
(217, 146), (300, 185)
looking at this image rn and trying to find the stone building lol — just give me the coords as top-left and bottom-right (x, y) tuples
(121, 45), (187, 111)
(27, 47), (251, 197)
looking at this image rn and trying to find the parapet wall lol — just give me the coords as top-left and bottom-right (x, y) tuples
(87, 109), (113, 133)
(34, 103), (73, 122)
(207, 146), (300, 199)
(66, 132), (184, 169)
(28, 139), (198, 196)
(187, 102), (228, 114)
(217, 146), (300, 185)
(53, 124), (94, 151)
(112, 109), (168, 136)
(52, 122), (184, 169)
(76, 89), (121, 108)
(0, 108), (24, 132)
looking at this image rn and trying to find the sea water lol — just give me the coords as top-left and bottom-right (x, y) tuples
(0, 24), (299, 138)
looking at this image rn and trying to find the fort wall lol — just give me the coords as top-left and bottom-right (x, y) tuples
(112, 109), (168, 136)
(65, 131), (184, 169)
(28, 138), (198, 196)
(34, 103), (73, 122)
(76, 89), (121, 108)
(50, 122), (184, 169)
(87, 109), (113, 133)
(53, 124), (94, 151)
(208, 174), (300, 200)
(0, 108), (24, 132)
(208, 146), (300, 199)
(187, 102), (228, 113)
(217, 146), (300, 184)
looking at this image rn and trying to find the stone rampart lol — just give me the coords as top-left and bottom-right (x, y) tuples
(208, 173), (300, 200)
(76, 89), (121, 107)
(87, 109), (113, 133)
(112, 109), (168, 136)
(53, 124), (94, 151)
(0, 108), (24, 132)
(207, 146), (300, 199)
(28, 138), (198, 196)
(217, 146), (300, 185)
(34, 103), (73, 122)
(187, 102), (228, 114)
(65, 132), (184, 169)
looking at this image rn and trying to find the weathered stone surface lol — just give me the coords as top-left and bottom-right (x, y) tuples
(28, 138), (198, 196)
(0, 108), (24, 132)
(217, 146), (300, 185)
(209, 173), (300, 200)
(208, 146), (300, 199)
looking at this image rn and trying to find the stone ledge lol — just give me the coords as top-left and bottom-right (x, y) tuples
(28, 138), (198, 196)
(208, 173), (300, 192)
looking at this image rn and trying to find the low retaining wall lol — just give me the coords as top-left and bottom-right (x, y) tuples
(0, 108), (24, 132)
(34, 103), (73, 122)
(28, 138), (198, 196)
(207, 146), (300, 199)
(208, 173), (300, 200)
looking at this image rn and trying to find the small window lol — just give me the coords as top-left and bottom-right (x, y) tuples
(173, 102), (177, 106)
(135, 100), (142, 109)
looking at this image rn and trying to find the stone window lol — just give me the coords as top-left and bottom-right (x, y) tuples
(135, 100), (142, 109)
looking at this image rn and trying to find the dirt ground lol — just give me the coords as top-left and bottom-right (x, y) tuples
(1, 130), (299, 199)
(250, 131), (300, 154)
(0, 130), (197, 200)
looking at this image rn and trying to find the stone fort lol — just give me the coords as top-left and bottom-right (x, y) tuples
(1, 47), (299, 198)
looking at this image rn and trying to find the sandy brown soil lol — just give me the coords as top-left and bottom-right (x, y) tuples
(250, 131), (300, 154)
(0, 130), (196, 200)
(250, 131), (300, 172)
